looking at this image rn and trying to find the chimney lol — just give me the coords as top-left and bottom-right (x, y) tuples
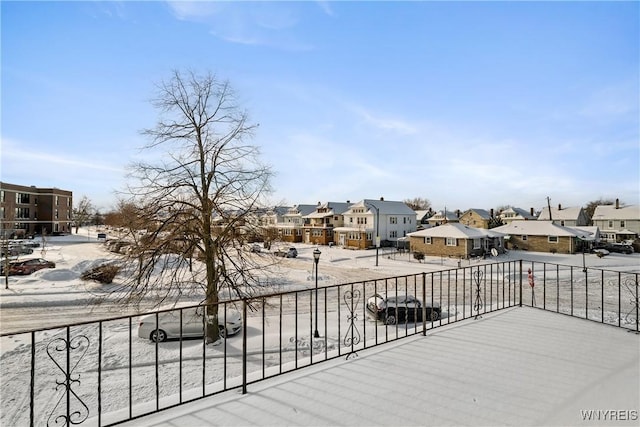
(317, 201), (321, 206)
(456, 209), (461, 218)
(530, 207), (534, 216)
(558, 204), (562, 210)
(616, 198), (619, 209)
(490, 208), (494, 218)
(346, 200), (350, 204)
(380, 197), (384, 201)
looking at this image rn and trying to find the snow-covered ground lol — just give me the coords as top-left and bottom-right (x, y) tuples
(1, 229), (638, 426)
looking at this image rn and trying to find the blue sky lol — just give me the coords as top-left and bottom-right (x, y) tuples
(2, 1), (638, 213)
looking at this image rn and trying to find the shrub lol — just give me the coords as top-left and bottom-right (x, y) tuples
(413, 252), (425, 262)
(81, 264), (120, 284)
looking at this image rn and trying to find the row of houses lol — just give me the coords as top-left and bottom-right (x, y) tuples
(254, 198), (639, 257)
(2, 179), (637, 257)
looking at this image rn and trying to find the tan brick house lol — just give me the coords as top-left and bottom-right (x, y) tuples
(408, 223), (505, 259)
(492, 220), (584, 254)
(303, 202), (351, 246)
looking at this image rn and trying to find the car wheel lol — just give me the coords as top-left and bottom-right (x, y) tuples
(429, 309), (440, 321)
(218, 325), (227, 339)
(384, 314), (397, 325)
(150, 329), (167, 342)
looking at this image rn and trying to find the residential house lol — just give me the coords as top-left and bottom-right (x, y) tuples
(414, 209), (434, 230)
(591, 200), (640, 242)
(492, 220), (585, 254)
(334, 198), (417, 249)
(408, 223), (506, 259)
(303, 202), (352, 245)
(498, 207), (537, 224)
(277, 204), (317, 243)
(538, 204), (589, 227)
(459, 208), (500, 229)
(259, 206), (290, 242)
(427, 210), (460, 227)
(0, 182), (73, 237)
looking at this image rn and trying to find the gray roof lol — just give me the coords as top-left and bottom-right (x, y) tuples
(493, 220), (581, 237)
(464, 208), (493, 219)
(352, 199), (416, 216)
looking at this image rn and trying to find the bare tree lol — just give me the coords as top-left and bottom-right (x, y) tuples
(72, 196), (94, 234)
(404, 197), (431, 211)
(584, 198), (616, 224)
(122, 70), (273, 343)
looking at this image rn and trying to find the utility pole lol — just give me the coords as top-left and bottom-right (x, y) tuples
(547, 196), (553, 222)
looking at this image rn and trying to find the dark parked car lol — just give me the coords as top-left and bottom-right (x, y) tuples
(1, 258), (56, 275)
(606, 243), (634, 254)
(366, 293), (441, 325)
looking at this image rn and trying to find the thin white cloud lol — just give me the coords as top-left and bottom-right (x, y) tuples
(1, 139), (125, 174)
(350, 105), (418, 135)
(165, 1), (314, 51)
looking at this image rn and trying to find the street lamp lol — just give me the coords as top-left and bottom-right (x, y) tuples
(365, 202), (380, 267)
(313, 248), (321, 338)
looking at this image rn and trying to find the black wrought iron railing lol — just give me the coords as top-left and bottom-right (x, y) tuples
(1, 260), (637, 426)
(520, 261), (639, 331)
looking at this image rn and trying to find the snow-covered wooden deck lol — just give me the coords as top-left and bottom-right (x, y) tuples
(121, 307), (639, 426)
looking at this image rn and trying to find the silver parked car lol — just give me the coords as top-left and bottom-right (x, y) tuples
(138, 306), (242, 342)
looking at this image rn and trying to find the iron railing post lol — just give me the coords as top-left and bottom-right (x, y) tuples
(422, 272), (427, 335)
(242, 298), (248, 394)
(519, 260), (523, 307)
(30, 331), (35, 427)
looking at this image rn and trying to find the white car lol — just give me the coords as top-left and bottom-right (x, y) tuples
(138, 306), (242, 342)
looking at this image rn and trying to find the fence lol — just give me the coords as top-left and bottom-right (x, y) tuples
(1, 260), (637, 426)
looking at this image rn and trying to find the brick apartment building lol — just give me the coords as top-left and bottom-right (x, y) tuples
(0, 182), (73, 237)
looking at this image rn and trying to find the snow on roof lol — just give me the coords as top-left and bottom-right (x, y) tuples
(285, 204), (317, 216)
(493, 220), (582, 237)
(538, 206), (584, 221)
(414, 210), (432, 221)
(592, 204), (640, 221)
(428, 210), (459, 221)
(499, 207), (537, 219)
(408, 223), (504, 239)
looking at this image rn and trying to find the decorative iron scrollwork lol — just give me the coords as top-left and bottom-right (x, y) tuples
(622, 277), (639, 332)
(473, 269), (484, 319)
(343, 288), (361, 359)
(46, 334), (90, 426)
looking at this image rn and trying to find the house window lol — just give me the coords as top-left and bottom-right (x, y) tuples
(620, 220), (626, 228)
(560, 221), (565, 226)
(473, 239), (481, 249)
(548, 236), (558, 243)
(608, 220), (613, 228)
(522, 235), (528, 241)
(390, 217), (397, 224)
(15, 193), (29, 204)
(425, 237), (432, 244)
(389, 230), (397, 238)
(446, 238), (457, 246)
